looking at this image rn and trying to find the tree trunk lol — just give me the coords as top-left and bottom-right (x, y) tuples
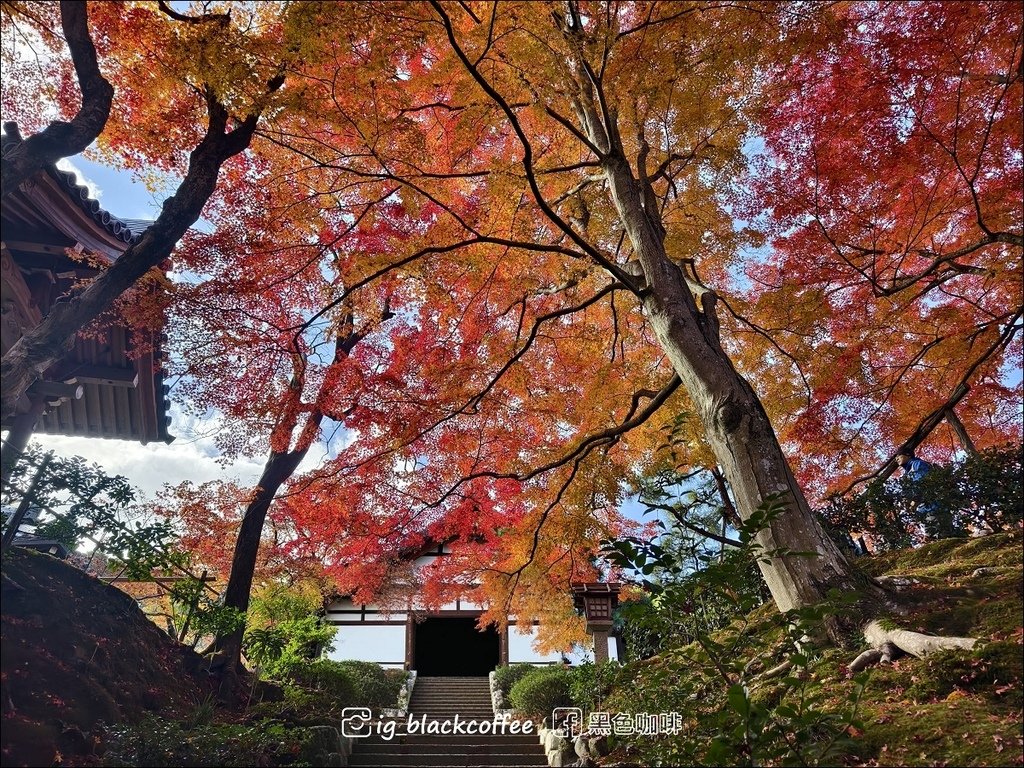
(210, 448), (307, 668)
(636, 247), (860, 611)
(945, 408), (977, 455)
(208, 311), (381, 671)
(573, 88), (863, 611)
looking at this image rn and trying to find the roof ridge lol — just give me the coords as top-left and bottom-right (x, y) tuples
(2, 121), (150, 246)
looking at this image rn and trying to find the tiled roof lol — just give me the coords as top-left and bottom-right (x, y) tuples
(1, 122), (150, 246)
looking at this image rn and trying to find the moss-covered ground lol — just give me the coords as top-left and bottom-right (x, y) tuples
(604, 532), (1023, 766)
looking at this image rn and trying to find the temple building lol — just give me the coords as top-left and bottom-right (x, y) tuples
(324, 538), (620, 673)
(1, 124), (172, 470)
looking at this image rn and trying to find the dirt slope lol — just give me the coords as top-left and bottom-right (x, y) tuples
(2, 548), (216, 767)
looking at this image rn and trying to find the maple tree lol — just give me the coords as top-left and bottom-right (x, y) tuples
(246, 0), (1018, 626)
(0, 2), (111, 198)
(243, 0), (861, 618)
(4, 1), (1019, 667)
(736, 0), (1023, 498)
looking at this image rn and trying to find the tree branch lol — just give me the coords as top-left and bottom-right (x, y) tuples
(1, 1), (113, 199)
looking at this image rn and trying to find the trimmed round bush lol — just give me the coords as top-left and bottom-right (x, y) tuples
(509, 668), (572, 721)
(279, 659), (358, 708)
(493, 663), (535, 698)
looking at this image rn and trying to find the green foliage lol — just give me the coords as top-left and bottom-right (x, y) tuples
(104, 715), (314, 767)
(243, 615), (335, 676)
(567, 661), (625, 713)
(821, 445), (1022, 551)
(493, 663), (536, 698)
(332, 660), (404, 709)
(248, 582), (323, 625)
(271, 659), (359, 716)
(600, 495), (866, 766)
(509, 667), (573, 721)
(168, 576), (245, 649)
(3, 444), (189, 579)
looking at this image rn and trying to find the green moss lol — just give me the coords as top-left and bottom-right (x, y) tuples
(604, 533), (1023, 766)
(852, 696), (1022, 767)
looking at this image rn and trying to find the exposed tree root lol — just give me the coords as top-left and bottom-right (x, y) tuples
(848, 620), (977, 673)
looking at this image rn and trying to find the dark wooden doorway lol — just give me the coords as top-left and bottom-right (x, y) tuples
(414, 616), (499, 676)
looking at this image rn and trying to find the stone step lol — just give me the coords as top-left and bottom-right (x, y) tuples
(411, 684), (491, 692)
(409, 700), (494, 706)
(356, 742), (543, 755)
(409, 696), (493, 704)
(407, 708), (499, 716)
(360, 734), (540, 746)
(348, 753), (547, 767)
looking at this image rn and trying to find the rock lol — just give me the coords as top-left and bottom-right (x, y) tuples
(573, 734), (596, 766)
(972, 567), (998, 577)
(300, 725), (343, 765)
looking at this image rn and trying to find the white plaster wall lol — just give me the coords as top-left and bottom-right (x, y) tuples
(507, 625), (619, 665)
(326, 624), (406, 668)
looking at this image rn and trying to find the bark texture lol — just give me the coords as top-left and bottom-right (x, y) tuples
(210, 310), (387, 671)
(1, 2), (113, 199)
(211, 448), (308, 668)
(559, 38), (861, 612)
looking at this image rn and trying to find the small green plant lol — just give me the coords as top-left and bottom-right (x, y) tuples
(600, 495), (867, 766)
(333, 660), (404, 708)
(104, 715), (312, 767)
(567, 661), (624, 713)
(493, 663), (536, 698)
(509, 667), (573, 721)
(168, 577), (245, 650)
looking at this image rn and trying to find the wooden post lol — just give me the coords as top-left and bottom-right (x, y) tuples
(405, 612), (416, 671)
(593, 630), (609, 665)
(1, 451), (53, 554)
(0, 396), (46, 488)
(499, 619), (509, 666)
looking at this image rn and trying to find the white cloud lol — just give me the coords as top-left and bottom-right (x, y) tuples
(28, 432), (266, 500)
(56, 157), (103, 200)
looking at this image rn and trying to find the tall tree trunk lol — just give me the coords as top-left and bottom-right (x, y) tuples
(209, 310), (385, 671)
(945, 408), (977, 455)
(211, 448), (307, 668)
(0, 83), (280, 422)
(565, 61), (862, 614)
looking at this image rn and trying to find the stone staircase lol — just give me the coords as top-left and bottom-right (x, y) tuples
(347, 676), (547, 767)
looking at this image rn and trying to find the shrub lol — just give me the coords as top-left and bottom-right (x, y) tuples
(333, 660), (404, 709)
(568, 661), (624, 712)
(245, 615), (336, 677)
(509, 668), (573, 721)
(274, 659), (358, 714)
(820, 444), (1023, 551)
(105, 716), (312, 767)
(493, 663), (536, 698)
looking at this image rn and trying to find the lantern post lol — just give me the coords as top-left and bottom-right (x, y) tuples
(570, 582), (621, 664)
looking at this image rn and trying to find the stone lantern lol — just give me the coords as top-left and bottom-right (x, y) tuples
(570, 582), (621, 664)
